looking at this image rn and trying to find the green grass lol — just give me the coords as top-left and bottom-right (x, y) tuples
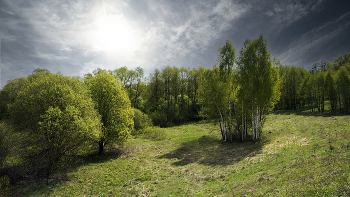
(12, 111), (350, 196)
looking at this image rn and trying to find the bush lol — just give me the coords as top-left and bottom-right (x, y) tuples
(85, 71), (133, 154)
(9, 73), (101, 181)
(132, 108), (153, 135)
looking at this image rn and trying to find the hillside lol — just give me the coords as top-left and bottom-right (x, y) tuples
(13, 111), (350, 196)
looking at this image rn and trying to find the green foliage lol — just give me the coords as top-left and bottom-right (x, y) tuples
(333, 52), (350, 70)
(132, 108), (153, 135)
(0, 77), (28, 120)
(237, 35), (280, 141)
(276, 52), (350, 114)
(148, 98), (178, 127)
(198, 66), (231, 139)
(37, 105), (100, 160)
(145, 69), (163, 113)
(277, 66), (304, 110)
(0, 91), (9, 120)
(199, 36), (280, 141)
(145, 66), (204, 126)
(336, 67), (350, 113)
(219, 40), (236, 81)
(85, 71), (134, 153)
(199, 40), (237, 141)
(324, 71), (337, 112)
(112, 66), (146, 109)
(0, 175), (11, 197)
(9, 72), (101, 180)
(238, 35), (280, 110)
(0, 121), (15, 168)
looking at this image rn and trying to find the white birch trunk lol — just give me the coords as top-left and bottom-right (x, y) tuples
(255, 107), (258, 141)
(252, 105), (255, 141)
(208, 87), (226, 141)
(231, 86), (240, 141)
(244, 110), (247, 140)
(241, 100), (244, 142)
(229, 94), (232, 142)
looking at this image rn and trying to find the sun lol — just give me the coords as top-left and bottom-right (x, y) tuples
(93, 15), (136, 53)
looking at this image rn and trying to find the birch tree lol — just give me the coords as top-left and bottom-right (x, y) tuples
(237, 35), (280, 141)
(198, 66), (230, 140)
(218, 40), (238, 142)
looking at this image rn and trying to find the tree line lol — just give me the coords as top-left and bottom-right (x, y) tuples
(0, 35), (349, 184)
(276, 52), (350, 113)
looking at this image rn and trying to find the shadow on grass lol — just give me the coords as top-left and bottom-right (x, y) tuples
(158, 135), (265, 166)
(11, 145), (131, 197)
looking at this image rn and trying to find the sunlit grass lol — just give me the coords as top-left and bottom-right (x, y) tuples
(12, 111), (350, 196)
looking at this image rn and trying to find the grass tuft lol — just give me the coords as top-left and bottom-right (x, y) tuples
(142, 126), (168, 140)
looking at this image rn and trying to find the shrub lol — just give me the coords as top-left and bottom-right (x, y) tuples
(85, 71), (133, 154)
(132, 108), (153, 135)
(9, 73), (101, 182)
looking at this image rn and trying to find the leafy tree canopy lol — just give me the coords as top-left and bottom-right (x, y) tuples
(9, 72), (101, 180)
(85, 71), (134, 154)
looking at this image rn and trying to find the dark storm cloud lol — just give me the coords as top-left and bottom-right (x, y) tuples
(1, 0), (350, 87)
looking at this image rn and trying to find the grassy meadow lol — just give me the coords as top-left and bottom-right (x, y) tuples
(12, 111), (350, 196)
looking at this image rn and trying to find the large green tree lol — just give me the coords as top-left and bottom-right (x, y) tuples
(85, 71), (134, 154)
(9, 72), (101, 182)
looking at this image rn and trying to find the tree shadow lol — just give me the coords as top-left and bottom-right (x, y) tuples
(158, 135), (265, 166)
(11, 145), (132, 196)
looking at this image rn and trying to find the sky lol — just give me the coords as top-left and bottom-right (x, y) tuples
(1, 0), (350, 87)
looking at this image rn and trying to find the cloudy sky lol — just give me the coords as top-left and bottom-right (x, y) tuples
(1, 0), (350, 87)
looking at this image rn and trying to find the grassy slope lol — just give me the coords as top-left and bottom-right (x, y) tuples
(14, 111), (350, 196)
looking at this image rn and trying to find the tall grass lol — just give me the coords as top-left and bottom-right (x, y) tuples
(142, 126), (168, 140)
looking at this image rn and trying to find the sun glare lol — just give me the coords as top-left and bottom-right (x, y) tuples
(93, 15), (137, 53)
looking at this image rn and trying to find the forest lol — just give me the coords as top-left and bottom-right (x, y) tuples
(1, 35), (350, 195)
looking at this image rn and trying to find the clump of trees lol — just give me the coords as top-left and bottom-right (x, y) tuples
(199, 35), (280, 142)
(236, 36), (280, 141)
(0, 69), (134, 183)
(142, 66), (204, 126)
